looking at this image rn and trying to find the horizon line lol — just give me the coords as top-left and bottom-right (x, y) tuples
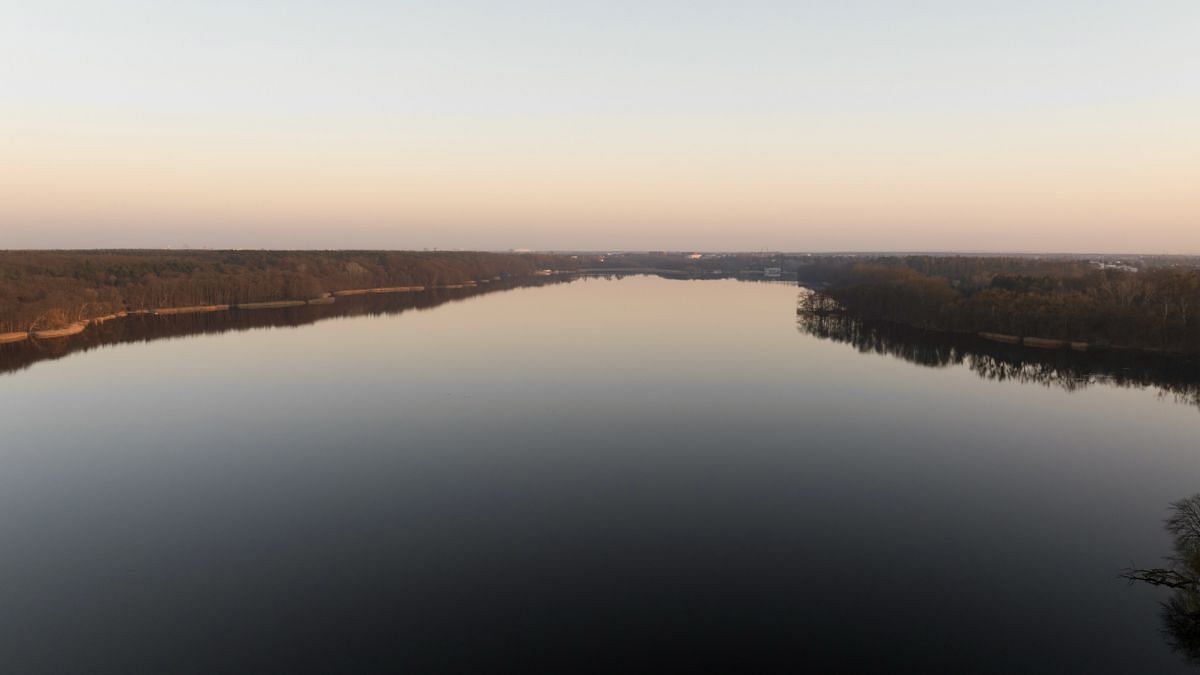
(1, 247), (1196, 258)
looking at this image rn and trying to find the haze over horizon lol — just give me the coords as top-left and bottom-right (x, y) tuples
(3, 1), (1198, 253)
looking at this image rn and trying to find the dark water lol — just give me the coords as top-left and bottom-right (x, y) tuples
(2, 276), (1198, 673)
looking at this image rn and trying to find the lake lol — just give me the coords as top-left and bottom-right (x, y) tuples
(1, 275), (1197, 673)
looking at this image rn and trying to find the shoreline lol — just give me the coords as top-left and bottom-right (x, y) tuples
(2, 279), (504, 345)
(799, 308), (1196, 360)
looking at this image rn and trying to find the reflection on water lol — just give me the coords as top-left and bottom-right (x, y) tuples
(2, 277), (1199, 673)
(1125, 495), (1200, 664)
(797, 301), (1200, 410)
(0, 277), (574, 377)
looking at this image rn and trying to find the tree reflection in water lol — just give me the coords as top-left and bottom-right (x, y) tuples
(796, 295), (1200, 410)
(1122, 495), (1200, 665)
(0, 277), (575, 378)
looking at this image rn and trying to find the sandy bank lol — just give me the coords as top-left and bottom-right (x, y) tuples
(332, 286), (425, 297)
(32, 322), (89, 339)
(89, 311), (128, 324)
(154, 305), (230, 316)
(236, 300), (308, 310)
(979, 332), (1022, 345)
(1, 276), (541, 347)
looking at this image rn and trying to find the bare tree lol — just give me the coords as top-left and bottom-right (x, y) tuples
(1123, 494), (1200, 664)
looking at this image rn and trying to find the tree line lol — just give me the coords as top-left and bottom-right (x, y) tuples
(0, 250), (578, 333)
(797, 255), (1200, 354)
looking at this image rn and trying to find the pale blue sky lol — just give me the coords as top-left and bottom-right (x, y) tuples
(2, 1), (1198, 251)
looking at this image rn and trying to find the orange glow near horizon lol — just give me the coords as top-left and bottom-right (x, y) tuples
(2, 2), (1197, 252)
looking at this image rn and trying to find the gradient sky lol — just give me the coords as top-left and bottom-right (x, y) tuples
(2, 1), (1198, 252)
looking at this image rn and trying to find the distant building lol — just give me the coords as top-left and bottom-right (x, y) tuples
(764, 267), (782, 278)
(687, 253), (703, 259)
(1091, 260), (1139, 273)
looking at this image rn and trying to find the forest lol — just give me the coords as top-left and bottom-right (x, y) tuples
(0, 250), (577, 333)
(8, 250), (1200, 354)
(796, 256), (1200, 355)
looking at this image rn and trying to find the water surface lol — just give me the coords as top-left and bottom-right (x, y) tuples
(1, 276), (1197, 673)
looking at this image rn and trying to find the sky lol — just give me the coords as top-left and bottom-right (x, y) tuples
(2, 0), (1198, 252)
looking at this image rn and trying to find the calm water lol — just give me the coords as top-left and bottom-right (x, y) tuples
(2, 276), (1198, 673)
